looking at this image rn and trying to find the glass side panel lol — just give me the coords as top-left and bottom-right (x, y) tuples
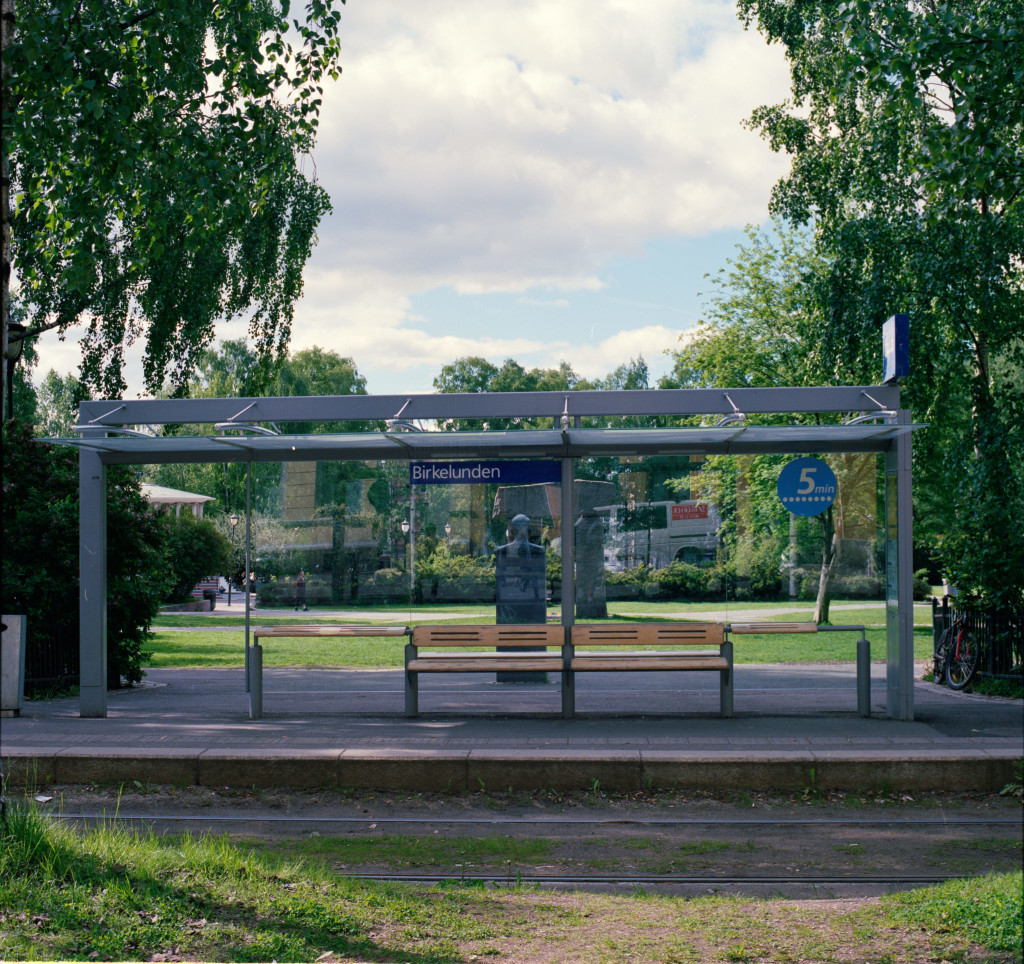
(142, 450), (884, 625)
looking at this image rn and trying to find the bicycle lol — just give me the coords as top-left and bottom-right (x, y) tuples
(934, 612), (980, 690)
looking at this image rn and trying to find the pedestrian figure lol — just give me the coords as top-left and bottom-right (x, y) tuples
(294, 570), (307, 611)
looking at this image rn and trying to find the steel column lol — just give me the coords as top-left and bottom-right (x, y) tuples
(885, 409), (915, 720)
(79, 446), (107, 717)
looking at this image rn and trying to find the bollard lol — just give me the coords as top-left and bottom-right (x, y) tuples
(857, 636), (871, 717)
(1, 615), (27, 717)
(249, 643), (263, 720)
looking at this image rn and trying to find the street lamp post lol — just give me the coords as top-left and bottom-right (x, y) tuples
(401, 518), (414, 601)
(228, 512), (240, 606)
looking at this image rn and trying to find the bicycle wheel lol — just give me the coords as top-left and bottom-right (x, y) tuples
(933, 628), (952, 682)
(945, 632), (979, 690)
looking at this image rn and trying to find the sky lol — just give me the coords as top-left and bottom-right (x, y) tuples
(32, 0), (793, 398)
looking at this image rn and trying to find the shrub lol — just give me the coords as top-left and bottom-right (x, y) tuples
(2, 420), (169, 687)
(416, 550), (496, 602)
(650, 561), (709, 599)
(256, 573), (333, 607)
(161, 513), (233, 602)
(828, 574), (883, 599)
(606, 565), (653, 588)
(359, 568), (408, 602)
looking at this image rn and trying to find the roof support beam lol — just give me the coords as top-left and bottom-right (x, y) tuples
(77, 386), (902, 428)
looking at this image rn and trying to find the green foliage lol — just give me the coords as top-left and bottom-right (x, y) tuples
(2, 420), (168, 686)
(145, 341), (370, 520)
(606, 558), (783, 602)
(661, 224), (830, 391)
(5, 0), (344, 396)
(885, 872), (1023, 954)
(0, 802), (77, 881)
(433, 355), (581, 429)
(738, 0), (1024, 607)
(32, 370), (90, 438)
(417, 549), (496, 602)
(649, 561), (717, 599)
(161, 513), (233, 602)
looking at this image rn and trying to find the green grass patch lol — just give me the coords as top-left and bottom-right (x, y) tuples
(883, 871), (1023, 954)
(144, 630), (408, 669)
(254, 833), (554, 869)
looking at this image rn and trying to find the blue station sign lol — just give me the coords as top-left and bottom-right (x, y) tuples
(777, 457), (838, 517)
(410, 460), (561, 486)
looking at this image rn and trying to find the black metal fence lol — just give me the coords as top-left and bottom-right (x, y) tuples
(24, 619), (79, 692)
(932, 598), (1024, 681)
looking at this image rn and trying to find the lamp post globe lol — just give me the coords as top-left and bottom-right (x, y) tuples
(227, 513), (240, 604)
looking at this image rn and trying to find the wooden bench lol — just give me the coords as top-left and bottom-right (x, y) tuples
(724, 621), (871, 717)
(248, 624), (411, 719)
(405, 624), (565, 716)
(565, 622), (733, 718)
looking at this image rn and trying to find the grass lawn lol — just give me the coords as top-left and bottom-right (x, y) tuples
(2, 804), (1020, 963)
(145, 630), (409, 669)
(144, 621), (936, 669)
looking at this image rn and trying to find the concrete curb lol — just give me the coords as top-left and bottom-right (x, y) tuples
(4, 748), (1019, 793)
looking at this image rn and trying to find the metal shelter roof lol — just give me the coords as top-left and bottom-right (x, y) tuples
(60, 384), (919, 464)
(54, 422), (922, 464)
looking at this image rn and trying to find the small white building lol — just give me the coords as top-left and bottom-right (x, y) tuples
(141, 484), (215, 518)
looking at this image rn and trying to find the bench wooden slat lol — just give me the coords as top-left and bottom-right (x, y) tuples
(411, 625), (563, 648)
(572, 656), (729, 672)
(571, 650), (725, 659)
(727, 622), (817, 634)
(571, 623), (723, 646)
(408, 656), (563, 673)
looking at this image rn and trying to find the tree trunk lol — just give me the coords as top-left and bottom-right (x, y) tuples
(813, 506), (837, 625)
(1, 0), (15, 420)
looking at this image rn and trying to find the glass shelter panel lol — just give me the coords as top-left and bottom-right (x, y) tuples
(586, 452), (884, 620)
(590, 455), (726, 615)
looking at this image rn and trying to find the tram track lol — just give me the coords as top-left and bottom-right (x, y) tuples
(35, 802), (1023, 898)
(322, 871), (980, 888)
(45, 811), (1024, 828)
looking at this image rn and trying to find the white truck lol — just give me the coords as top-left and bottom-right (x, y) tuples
(598, 500), (722, 570)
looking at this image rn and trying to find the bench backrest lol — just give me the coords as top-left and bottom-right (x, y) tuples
(254, 625), (409, 639)
(411, 624), (565, 649)
(571, 622), (724, 647)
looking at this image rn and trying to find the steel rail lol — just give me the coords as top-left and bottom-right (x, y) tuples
(47, 812), (1023, 828)
(303, 871), (981, 887)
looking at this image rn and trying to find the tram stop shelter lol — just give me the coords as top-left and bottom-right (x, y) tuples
(60, 384), (920, 721)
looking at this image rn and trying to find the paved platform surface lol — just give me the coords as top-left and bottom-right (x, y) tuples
(3, 663), (1020, 793)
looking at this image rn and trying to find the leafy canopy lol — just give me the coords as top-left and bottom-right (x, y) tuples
(6, 0), (344, 396)
(738, 0), (1024, 607)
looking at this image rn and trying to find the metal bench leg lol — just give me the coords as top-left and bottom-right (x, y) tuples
(857, 636), (871, 717)
(562, 667), (575, 719)
(561, 636), (574, 719)
(720, 640), (733, 717)
(248, 644), (263, 720)
(404, 643), (418, 717)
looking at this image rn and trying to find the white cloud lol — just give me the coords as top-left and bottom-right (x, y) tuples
(291, 0), (790, 390)
(31, 1), (792, 397)
(560, 325), (684, 380)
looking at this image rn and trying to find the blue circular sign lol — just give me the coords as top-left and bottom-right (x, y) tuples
(777, 457), (837, 517)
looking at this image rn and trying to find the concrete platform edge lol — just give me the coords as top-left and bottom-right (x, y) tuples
(4, 749), (1020, 793)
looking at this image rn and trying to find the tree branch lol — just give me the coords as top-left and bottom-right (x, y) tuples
(119, 7), (157, 30)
